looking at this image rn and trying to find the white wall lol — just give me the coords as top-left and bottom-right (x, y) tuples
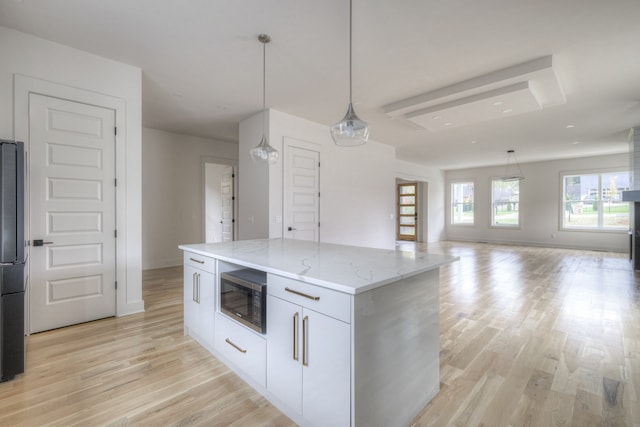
(205, 163), (231, 243)
(142, 128), (238, 269)
(445, 153), (629, 252)
(238, 111), (270, 239)
(239, 109), (399, 249)
(1, 25), (144, 316)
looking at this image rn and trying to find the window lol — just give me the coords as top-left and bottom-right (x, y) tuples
(491, 179), (520, 227)
(562, 171), (630, 230)
(451, 182), (474, 224)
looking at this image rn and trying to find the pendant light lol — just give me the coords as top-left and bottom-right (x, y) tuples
(501, 149), (524, 181)
(330, 0), (369, 146)
(250, 34), (279, 164)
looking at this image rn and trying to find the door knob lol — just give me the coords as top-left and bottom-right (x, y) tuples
(33, 240), (54, 246)
(288, 227), (296, 231)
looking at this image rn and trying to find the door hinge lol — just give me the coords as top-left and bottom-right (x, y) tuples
(114, 178), (117, 187)
(318, 162), (320, 167)
(115, 281), (118, 289)
(232, 196), (235, 200)
(232, 173), (235, 178)
(114, 127), (117, 135)
(318, 222), (320, 227)
(318, 192), (320, 197)
(114, 230), (118, 238)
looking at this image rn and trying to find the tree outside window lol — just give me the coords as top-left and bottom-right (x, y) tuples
(492, 179), (520, 227)
(562, 171), (630, 230)
(451, 182), (474, 225)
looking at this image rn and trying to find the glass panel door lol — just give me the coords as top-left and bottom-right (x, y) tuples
(397, 182), (417, 241)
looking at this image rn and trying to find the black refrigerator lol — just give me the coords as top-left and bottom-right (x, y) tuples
(0, 139), (25, 382)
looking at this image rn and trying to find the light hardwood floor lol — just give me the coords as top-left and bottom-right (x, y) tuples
(0, 242), (638, 426)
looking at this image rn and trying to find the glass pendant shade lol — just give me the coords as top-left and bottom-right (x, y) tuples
(250, 133), (279, 164)
(331, 103), (369, 146)
(331, 0), (369, 147)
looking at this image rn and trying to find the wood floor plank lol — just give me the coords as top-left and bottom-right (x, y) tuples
(1, 242), (638, 426)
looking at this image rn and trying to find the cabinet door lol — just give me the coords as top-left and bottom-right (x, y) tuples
(183, 265), (198, 334)
(194, 269), (215, 347)
(302, 309), (351, 427)
(266, 295), (302, 413)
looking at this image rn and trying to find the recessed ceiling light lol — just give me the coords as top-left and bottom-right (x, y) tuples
(502, 109), (513, 114)
(471, 140), (478, 144)
(572, 141), (581, 145)
(444, 122), (453, 126)
(566, 124), (575, 129)
(492, 101), (504, 106)
(432, 115), (442, 120)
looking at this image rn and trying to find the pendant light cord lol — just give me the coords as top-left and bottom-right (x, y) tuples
(262, 38), (267, 142)
(349, 0), (353, 104)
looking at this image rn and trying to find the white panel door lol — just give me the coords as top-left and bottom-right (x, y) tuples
(29, 94), (116, 333)
(284, 146), (319, 241)
(220, 166), (234, 242)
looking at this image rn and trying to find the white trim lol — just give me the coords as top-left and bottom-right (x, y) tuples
(448, 180), (476, 226)
(14, 74), (144, 319)
(559, 168), (631, 233)
(489, 176), (521, 229)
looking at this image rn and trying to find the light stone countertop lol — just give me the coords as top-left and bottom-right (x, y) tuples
(179, 238), (458, 295)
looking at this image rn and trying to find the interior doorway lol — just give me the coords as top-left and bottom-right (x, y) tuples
(397, 182), (418, 241)
(396, 178), (428, 243)
(204, 161), (236, 243)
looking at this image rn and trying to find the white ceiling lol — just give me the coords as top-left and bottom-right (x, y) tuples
(1, 0), (639, 170)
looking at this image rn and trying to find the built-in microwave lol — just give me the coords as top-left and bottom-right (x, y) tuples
(220, 269), (267, 334)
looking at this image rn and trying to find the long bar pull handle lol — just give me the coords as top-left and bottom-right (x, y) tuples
(190, 257), (205, 264)
(285, 287), (320, 301)
(293, 312), (299, 361)
(192, 272), (197, 302)
(197, 273), (201, 304)
(302, 315), (309, 367)
(225, 338), (247, 354)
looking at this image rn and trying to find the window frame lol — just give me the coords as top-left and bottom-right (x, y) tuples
(560, 168), (630, 232)
(490, 178), (521, 229)
(450, 181), (475, 226)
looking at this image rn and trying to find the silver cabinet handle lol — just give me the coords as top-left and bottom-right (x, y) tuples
(190, 257), (205, 264)
(293, 312), (299, 361)
(192, 272), (197, 303)
(225, 338), (247, 354)
(196, 273), (201, 304)
(285, 287), (320, 301)
(302, 315), (309, 367)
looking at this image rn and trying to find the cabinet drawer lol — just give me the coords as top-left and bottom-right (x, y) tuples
(184, 251), (216, 273)
(215, 313), (266, 387)
(267, 274), (351, 323)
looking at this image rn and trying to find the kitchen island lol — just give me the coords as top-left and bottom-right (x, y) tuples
(179, 238), (458, 427)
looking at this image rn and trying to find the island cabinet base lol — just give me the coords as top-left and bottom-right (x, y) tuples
(352, 269), (440, 427)
(180, 240), (454, 427)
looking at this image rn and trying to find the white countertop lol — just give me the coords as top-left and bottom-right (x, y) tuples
(179, 239), (458, 294)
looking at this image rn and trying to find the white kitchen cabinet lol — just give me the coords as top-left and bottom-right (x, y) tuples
(180, 239), (455, 427)
(214, 312), (266, 387)
(267, 294), (350, 427)
(183, 252), (215, 349)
